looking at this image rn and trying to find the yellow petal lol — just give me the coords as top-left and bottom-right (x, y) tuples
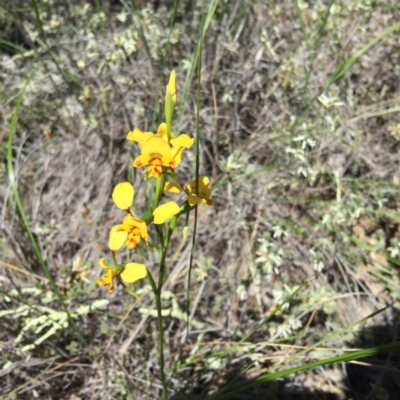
(188, 194), (205, 206)
(99, 258), (108, 270)
(170, 146), (184, 165)
(108, 280), (115, 293)
(109, 225), (128, 251)
(142, 136), (171, 158)
(200, 185), (212, 199)
(187, 176), (211, 195)
(120, 263), (147, 283)
(126, 128), (153, 146)
(167, 70), (177, 103)
(170, 134), (194, 149)
(161, 155), (178, 168)
(126, 233), (141, 248)
(164, 181), (183, 193)
(156, 123), (177, 142)
(97, 269), (117, 293)
(122, 215), (148, 243)
(188, 176), (210, 189)
(186, 176), (213, 205)
(115, 223), (132, 232)
(112, 182), (134, 210)
(153, 201), (180, 224)
(155, 123), (168, 140)
(122, 214), (137, 226)
(147, 165), (162, 178)
(199, 176), (210, 186)
(133, 154), (152, 168)
(97, 274), (109, 287)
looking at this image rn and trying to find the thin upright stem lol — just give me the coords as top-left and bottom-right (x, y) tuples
(155, 289), (167, 399)
(147, 270), (167, 399)
(154, 172), (166, 209)
(148, 215), (177, 399)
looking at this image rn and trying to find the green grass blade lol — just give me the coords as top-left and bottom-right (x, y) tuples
(268, 305), (388, 374)
(176, 0), (219, 131)
(261, 341), (400, 380)
(7, 69), (87, 347)
(126, 0), (154, 67)
(0, 38), (26, 54)
(209, 306), (388, 399)
(208, 341), (400, 399)
(324, 20), (400, 91)
(293, 17), (400, 128)
(31, 0), (45, 40)
(294, 0), (310, 52)
(302, 0), (335, 99)
(185, 0), (207, 343)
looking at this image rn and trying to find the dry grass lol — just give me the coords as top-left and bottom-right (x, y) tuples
(1, 0), (400, 399)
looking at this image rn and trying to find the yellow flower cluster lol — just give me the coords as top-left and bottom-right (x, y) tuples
(97, 71), (213, 293)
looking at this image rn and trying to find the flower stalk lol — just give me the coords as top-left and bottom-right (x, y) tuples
(96, 70), (213, 398)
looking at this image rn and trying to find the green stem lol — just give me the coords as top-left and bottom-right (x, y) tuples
(184, 0), (205, 345)
(154, 171), (166, 209)
(147, 270), (167, 399)
(155, 290), (167, 399)
(149, 215), (177, 399)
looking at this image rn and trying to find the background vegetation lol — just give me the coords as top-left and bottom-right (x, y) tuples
(1, 0), (400, 399)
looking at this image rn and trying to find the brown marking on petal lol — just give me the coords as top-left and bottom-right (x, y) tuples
(126, 236), (139, 248)
(154, 167), (162, 177)
(97, 278), (107, 287)
(150, 157), (162, 166)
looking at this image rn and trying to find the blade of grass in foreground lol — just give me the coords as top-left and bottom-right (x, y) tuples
(176, 0), (219, 131)
(267, 305), (388, 374)
(208, 306), (389, 399)
(7, 69), (87, 347)
(207, 341), (400, 400)
(222, 303), (388, 391)
(185, 0), (206, 343)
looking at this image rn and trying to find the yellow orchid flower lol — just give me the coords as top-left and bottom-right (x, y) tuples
(108, 182), (148, 251)
(131, 123), (194, 178)
(97, 258), (147, 293)
(186, 176), (214, 206)
(153, 201), (180, 224)
(110, 214), (148, 251)
(132, 136), (177, 178)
